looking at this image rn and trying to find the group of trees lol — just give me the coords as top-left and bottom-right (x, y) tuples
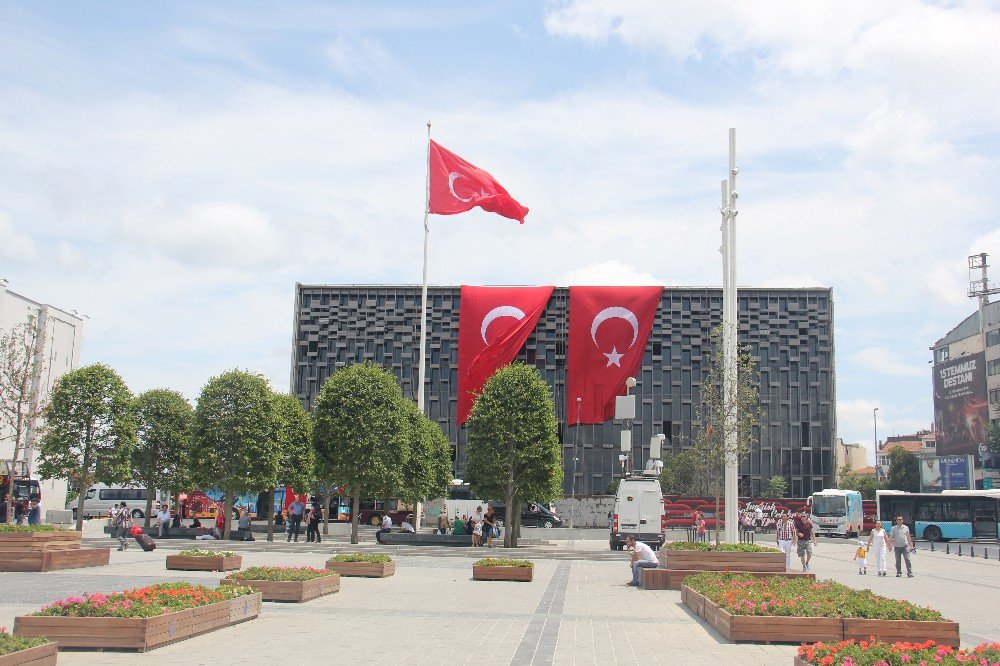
(33, 362), (455, 541)
(838, 445), (921, 500)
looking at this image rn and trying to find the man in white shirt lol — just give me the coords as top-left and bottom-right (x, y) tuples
(625, 536), (659, 587)
(157, 505), (171, 538)
(890, 516), (915, 578)
(377, 512), (393, 543)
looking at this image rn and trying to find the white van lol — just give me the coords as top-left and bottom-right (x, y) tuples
(610, 475), (665, 550)
(67, 485), (162, 521)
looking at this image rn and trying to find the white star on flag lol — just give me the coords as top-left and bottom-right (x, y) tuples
(603, 346), (624, 367)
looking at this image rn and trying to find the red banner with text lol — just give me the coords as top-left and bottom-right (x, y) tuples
(457, 285), (554, 424)
(566, 286), (662, 423)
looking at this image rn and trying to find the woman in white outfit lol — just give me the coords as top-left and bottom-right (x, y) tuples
(866, 522), (890, 576)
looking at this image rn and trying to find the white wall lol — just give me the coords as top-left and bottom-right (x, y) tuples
(0, 282), (83, 515)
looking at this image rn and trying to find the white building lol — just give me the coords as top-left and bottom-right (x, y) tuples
(0, 280), (84, 513)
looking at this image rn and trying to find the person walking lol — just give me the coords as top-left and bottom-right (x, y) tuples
(625, 536), (658, 587)
(853, 542), (868, 575)
(866, 521), (890, 576)
(793, 511), (817, 571)
(483, 507), (497, 547)
(695, 515), (707, 543)
(306, 505), (322, 543)
(436, 510), (450, 535)
(286, 497), (305, 542)
(890, 516), (915, 578)
(113, 502), (131, 551)
(775, 513), (796, 570)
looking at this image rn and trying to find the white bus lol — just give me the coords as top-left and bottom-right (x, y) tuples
(809, 489), (863, 537)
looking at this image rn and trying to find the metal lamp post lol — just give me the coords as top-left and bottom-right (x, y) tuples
(570, 397), (581, 529)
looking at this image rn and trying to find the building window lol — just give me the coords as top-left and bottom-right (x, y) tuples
(990, 388), (1000, 405)
(935, 347), (950, 363)
(989, 359), (1000, 376)
(988, 330), (1000, 347)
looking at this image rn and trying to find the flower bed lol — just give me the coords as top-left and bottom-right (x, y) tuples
(663, 541), (779, 553)
(222, 567), (340, 602)
(659, 542), (786, 573)
(326, 554), (394, 578)
(0, 629), (54, 666)
(795, 639), (1000, 666)
(166, 549), (241, 572)
(682, 574), (959, 646)
(13, 583), (260, 651)
(473, 558), (533, 582)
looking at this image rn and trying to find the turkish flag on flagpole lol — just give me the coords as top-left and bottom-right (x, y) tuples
(428, 141), (529, 223)
(566, 286), (663, 424)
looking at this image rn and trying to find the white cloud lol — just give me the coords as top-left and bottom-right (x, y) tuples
(0, 212), (37, 263)
(850, 347), (927, 378)
(560, 260), (661, 286)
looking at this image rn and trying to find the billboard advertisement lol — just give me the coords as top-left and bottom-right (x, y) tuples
(933, 352), (988, 456)
(919, 455), (974, 492)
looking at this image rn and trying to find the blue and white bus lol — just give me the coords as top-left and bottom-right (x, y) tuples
(876, 489), (1000, 542)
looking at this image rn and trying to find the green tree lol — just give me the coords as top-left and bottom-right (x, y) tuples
(0, 316), (45, 524)
(190, 370), (281, 541)
(133, 389), (194, 529)
(986, 420), (1000, 458)
(837, 465), (880, 500)
(762, 475), (788, 499)
(692, 325), (761, 543)
(659, 448), (708, 496)
(269, 393), (315, 542)
(311, 363), (408, 545)
(36, 364), (137, 531)
(465, 363), (562, 548)
(884, 446), (920, 492)
(397, 401), (452, 523)
(605, 479), (620, 496)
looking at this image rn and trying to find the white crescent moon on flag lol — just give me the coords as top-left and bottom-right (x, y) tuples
(591, 306), (639, 348)
(448, 172), (474, 202)
(481, 305), (526, 344)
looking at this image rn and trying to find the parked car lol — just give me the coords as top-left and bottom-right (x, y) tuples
(489, 501), (563, 528)
(610, 475), (665, 550)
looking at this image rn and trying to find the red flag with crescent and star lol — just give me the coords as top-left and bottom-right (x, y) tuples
(566, 286), (663, 424)
(457, 285), (554, 424)
(428, 141), (529, 223)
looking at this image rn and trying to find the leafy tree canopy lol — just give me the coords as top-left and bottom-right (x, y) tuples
(273, 393), (315, 495)
(397, 399), (452, 507)
(133, 388), (194, 496)
(884, 445), (920, 493)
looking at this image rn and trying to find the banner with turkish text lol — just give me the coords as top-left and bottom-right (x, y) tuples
(457, 285), (554, 424)
(566, 286), (663, 423)
(428, 141), (529, 223)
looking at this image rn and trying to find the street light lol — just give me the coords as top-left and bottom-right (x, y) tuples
(570, 397), (581, 529)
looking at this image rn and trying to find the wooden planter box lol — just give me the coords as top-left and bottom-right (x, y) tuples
(473, 565), (533, 582)
(0, 641), (57, 666)
(682, 585), (960, 647)
(166, 554), (242, 571)
(0, 531), (82, 552)
(222, 574), (340, 602)
(660, 549), (787, 572)
(642, 568), (814, 590)
(0, 547), (110, 572)
(13, 593), (261, 652)
(326, 561), (394, 578)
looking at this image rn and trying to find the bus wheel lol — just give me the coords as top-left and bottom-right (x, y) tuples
(370, 514), (381, 526)
(924, 525), (942, 542)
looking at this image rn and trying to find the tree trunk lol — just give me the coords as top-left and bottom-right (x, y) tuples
(323, 492), (331, 536)
(266, 487), (275, 542)
(75, 438), (93, 532)
(74, 478), (88, 532)
(350, 484), (361, 545)
(512, 496), (522, 549)
(414, 500), (423, 531)
(144, 490), (153, 531)
(503, 485), (515, 548)
(222, 488), (232, 541)
(4, 445), (20, 525)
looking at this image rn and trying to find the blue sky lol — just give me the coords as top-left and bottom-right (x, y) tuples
(4, 1), (1000, 464)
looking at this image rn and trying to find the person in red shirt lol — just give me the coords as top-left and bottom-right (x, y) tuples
(792, 511), (817, 571)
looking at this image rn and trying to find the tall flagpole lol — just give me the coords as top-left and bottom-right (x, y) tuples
(722, 127), (739, 544)
(415, 121), (431, 532)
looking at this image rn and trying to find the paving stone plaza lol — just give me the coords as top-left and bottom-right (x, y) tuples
(0, 524), (996, 665)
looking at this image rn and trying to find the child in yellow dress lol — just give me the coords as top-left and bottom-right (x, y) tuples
(853, 543), (868, 575)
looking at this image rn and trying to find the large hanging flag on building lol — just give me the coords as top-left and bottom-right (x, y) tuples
(566, 286), (663, 423)
(428, 140), (529, 223)
(457, 285), (554, 424)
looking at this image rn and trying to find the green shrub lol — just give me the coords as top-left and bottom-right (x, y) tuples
(684, 572), (947, 621)
(224, 566), (334, 582)
(0, 524), (62, 533)
(0, 630), (47, 656)
(328, 554), (392, 564)
(664, 541), (778, 553)
(32, 582), (253, 619)
(176, 548), (236, 557)
(474, 558), (532, 568)
(798, 639), (1000, 665)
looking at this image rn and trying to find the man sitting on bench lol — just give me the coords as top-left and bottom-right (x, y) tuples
(625, 536), (658, 587)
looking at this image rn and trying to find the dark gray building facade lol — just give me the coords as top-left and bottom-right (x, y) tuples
(292, 285), (836, 498)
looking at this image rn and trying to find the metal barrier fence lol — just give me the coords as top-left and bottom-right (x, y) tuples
(930, 541), (1000, 560)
